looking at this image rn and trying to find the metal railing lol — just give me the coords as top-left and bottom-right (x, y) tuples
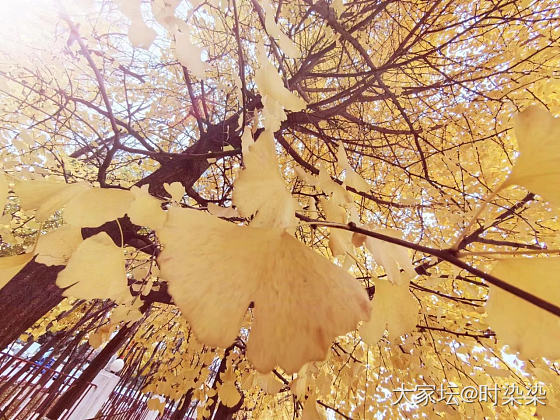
(0, 351), (96, 420)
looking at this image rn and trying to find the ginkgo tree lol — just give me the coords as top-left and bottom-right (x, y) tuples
(0, 0), (560, 418)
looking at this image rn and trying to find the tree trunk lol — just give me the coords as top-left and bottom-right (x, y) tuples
(213, 394), (244, 420)
(0, 260), (64, 350)
(204, 345), (234, 420)
(45, 324), (134, 419)
(171, 389), (194, 420)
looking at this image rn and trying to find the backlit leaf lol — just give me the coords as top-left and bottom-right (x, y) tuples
(56, 232), (129, 302)
(35, 226), (83, 266)
(486, 258), (560, 360)
(504, 106), (560, 207)
(157, 207), (371, 373)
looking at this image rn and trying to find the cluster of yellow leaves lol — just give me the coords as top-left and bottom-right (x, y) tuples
(481, 107), (560, 365)
(158, 207), (370, 373)
(1, 0), (560, 414)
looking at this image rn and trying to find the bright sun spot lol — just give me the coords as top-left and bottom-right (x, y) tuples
(0, 0), (93, 55)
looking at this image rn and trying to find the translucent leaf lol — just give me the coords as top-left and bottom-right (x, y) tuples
(363, 229), (415, 286)
(64, 188), (133, 228)
(117, 0), (156, 49)
(277, 33), (301, 59)
(486, 258), (560, 360)
(255, 50), (306, 112)
(0, 253), (33, 289)
(317, 166), (344, 197)
(14, 179), (89, 221)
(335, 144), (350, 169)
(163, 181), (185, 203)
(14, 180), (132, 227)
(128, 185), (166, 230)
(302, 397), (325, 420)
(316, 371), (332, 397)
(152, 0), (181, 29)
(320, 196), (352, 256)
(504, 106), (560, 207)
(253, 372), (284, 394)
(241, 128), (254, 157)
(207, 203), (239, 218)
(336, 144), (370, 192)
(233, 130), (299, 230)
(174, 29), (206, 79)
(157, 208), (371, 373)
(111, 301), (143, 325)
(35, 226), (83, 266)
(56, 232), (129, 302)
(217, 381), (241, 407)
(88, 331), (104, 349)
(128, 19), (157, 49)
(255, 47), (306, 131)
(262, 0), (300, 59)
(359, 280), (418, 344)
(147, 396), (166, 414)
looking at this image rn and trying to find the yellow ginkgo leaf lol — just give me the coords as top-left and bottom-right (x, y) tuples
(157, 208), (371, 373)
(290, 376), (309, 401)
(128, 19), (157, 49)
(88, 331), (104, 349)
(315, 370), (332, 397)
(64, 188), (133, 228)
(503, 106), (560, 207)
(336, 144), (370, 192)
(359, 280), (418, 345)
(118, 0), (157, 49)
(253, 372), (284, 394)
(302, 392), (325, 420)
(111, 301), (143, 325)
(128, 185), (166, 230)
(207, 203), (239, 219)
(217, 381), (241, 407)
(14, 179), (89, 221)
(486, 258), (560, 360)
(147, 396), (166, 415)
(163, 181), (185, 203)
(174, 29), (206, 79)
(233, 130), (300, 230)
(0, 253), (33, 289)
(34, 226), (83, 266)
(262, 0), (300, 59)
(255, 46), (306, 131)
(56, 232), (129, 302)
(14, 179), (132, 227)
(363, 229), (416, 286)
(254, 50), (306, 112)
(320, 196), (352, 257)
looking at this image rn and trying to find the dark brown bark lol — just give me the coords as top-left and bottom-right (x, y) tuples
(171, 389), (194, 420)
(213, 392), (244, 420)
(45, 323), (134, 419)
(0, 218), (170, 352)
(203, 345), (235, 420)
(0, 260), (64, 350)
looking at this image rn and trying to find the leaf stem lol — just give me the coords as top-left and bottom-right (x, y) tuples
(115, 219), (124, 248)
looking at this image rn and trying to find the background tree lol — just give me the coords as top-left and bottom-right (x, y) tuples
(0, 0), (560, 418)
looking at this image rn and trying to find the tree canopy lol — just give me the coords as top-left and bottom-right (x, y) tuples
(0, 0), (560, 418)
